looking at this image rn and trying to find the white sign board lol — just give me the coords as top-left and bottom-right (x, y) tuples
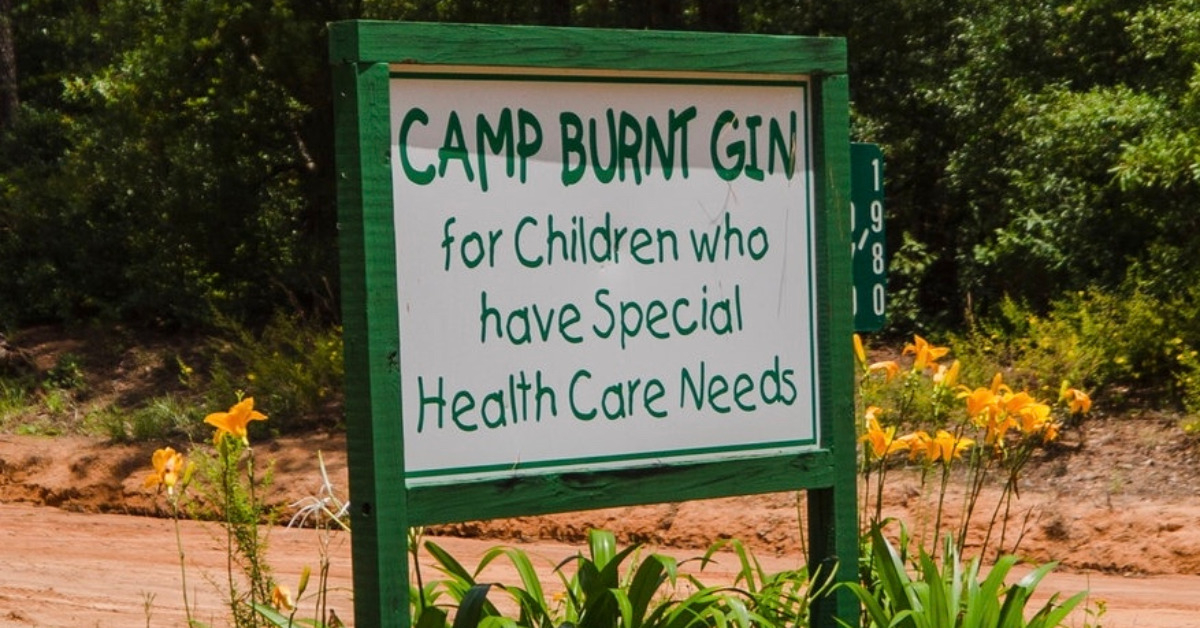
(390, 68), (819, 485)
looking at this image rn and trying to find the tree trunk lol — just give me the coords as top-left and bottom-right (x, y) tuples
(0, 0), (17, 131)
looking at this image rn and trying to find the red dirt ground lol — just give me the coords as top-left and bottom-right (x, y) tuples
(1, 422), (1199, 627)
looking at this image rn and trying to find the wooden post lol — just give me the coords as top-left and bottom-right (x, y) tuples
(808, 72), (860, 627)
(332, 55), (409, 628)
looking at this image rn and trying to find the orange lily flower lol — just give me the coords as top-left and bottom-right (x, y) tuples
(1003, 391), (1037, 414)
(960, 387), (998, 422)
(989, 372), (1012, 395)
(853, 334), (868, 367)
(903, 335), (950, 371)
(271, 584), (295, 612)
(860, 411), (907, 459)
(931, 430), (974, 463)
(896, 431), (932, 462)
(1062, 387), (1092, 414)
(933, 360), (961, 387)
(868, 360), (901, 382)
(205, 397), (268, 446)
(144, 447), (186, 495)
(982, 413), (1018, 446)
(1015, 401), (1052, 434)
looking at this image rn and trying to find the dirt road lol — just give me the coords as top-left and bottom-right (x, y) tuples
(1, 503), (1196, 627)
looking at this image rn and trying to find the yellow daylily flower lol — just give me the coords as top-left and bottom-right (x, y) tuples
(981, 413), (1018, 446)
(931, 430), (973, 463)
(1062, 387), (1092, 414)
(144, 447), (186, 495)
(903, 335), (950, 371)
(960, 387), (998, 421)
(1002, 391), (1037, 415)
(1042, 421), (1061, 443)
(271, 584), (295, 612)
(868, 360), (901, 382)
(860, 412), (907, 459)
(205, 397), (268, 446)
(896, 430), (932, 462)
(933, 360), (961, 387)
(1015, 401), (1052, 434)
(989, 372), (1012, 396)
(853, 334), (868, 367)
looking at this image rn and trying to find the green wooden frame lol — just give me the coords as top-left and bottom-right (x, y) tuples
(331, 20), (856, 628)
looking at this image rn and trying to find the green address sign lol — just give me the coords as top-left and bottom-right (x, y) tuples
(851, 142), (886, 332)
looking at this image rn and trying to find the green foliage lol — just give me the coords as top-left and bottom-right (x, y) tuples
(189, 436), (277, 625)
(956, 281), (1200, 410)
(205, 314), (344, 433)
(414, 528), (823, 628)
(0, 377), (31, 423)
(45, 352), (85, 391)
(93, 395), (205, 442)
(950, 297), (1105, 399)
(884, 234), (939, 336)
(967, 87), (1170, 309)
(1116, 0), (1200, 189)
(842, 527), (1085, 628)
(2, 0), (346, 327)
(702, 538), (830, 627)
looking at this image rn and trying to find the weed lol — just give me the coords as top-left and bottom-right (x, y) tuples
(46, 352), (86, 391)
(205, 314), (343, 433)
(0, 378), (30, 422)
(143, 396), (347, 628)
(42, 388), (71, 416)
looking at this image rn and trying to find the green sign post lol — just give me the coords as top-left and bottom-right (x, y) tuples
(331, 21), (857, 628)
(851, 143), (886, 332)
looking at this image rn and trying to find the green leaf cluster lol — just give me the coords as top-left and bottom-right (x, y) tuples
(412, 529), (826, 628)
(842, 527), (1085, 628)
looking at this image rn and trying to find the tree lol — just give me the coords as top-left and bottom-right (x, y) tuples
(0, 0), (17, 130)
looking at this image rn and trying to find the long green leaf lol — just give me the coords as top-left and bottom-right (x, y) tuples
(626, 555), (670, 625)
(426, 540), (478, 586)
(588, 529), (618, 569)
(414, 605), (449, 628)
(918, 549), (952, 627)
(869, 527), (918, 627)
(610, 587), (636, 627)
(250, 603), (294, 627)
(504, 586), (556, 628)
(453, 583), (497, 628)
(1029, 590), (1087, 628)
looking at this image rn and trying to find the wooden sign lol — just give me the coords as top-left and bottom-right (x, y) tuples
(331, 21), (857, 628)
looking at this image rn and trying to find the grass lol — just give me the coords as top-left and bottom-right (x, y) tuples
(0, 315), (344, 442)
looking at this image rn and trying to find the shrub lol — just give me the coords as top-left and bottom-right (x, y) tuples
(957, 282), (1200, 411)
